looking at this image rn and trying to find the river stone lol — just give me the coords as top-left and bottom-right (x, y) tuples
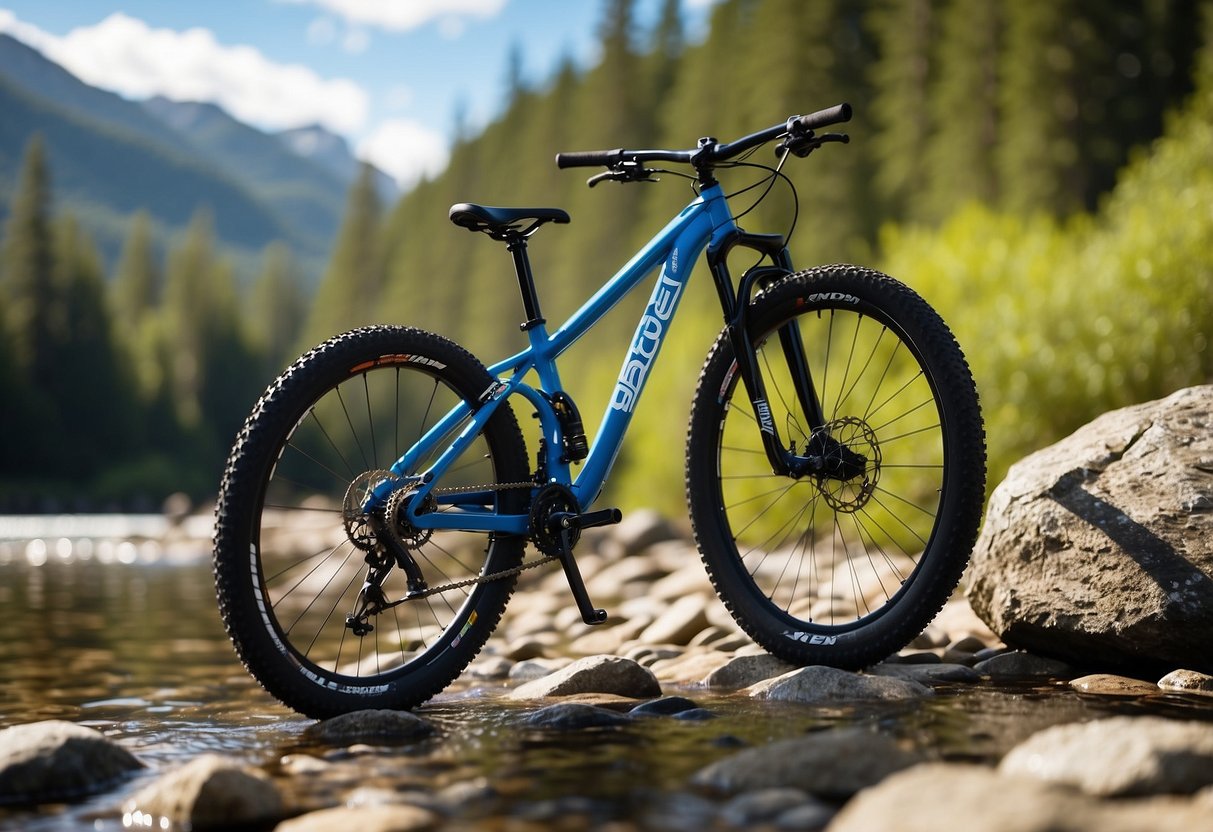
(523, 703), (633, 730)
(599, 508), (681, 558)
(998, 715), (1213, 796)
(1069, 674), (1160, 696)
(1158, 668), (1213, 695)
(0, 720), (143, 804)
(508, 655), (662, 699)
(305, 710), (435, 745)
(718, 788), (819, 826)
(746, 665), (932, 703)
(967, 385), (1213, 676)
(276, 804), (437, 832)
(124, 754), (283, 829)
(701, 654), (796, 689)
(828, 762), (1213, 832)
(636, 594), (711, 645)
(972, 651), (1073, 678)
(870, 662), (982, 685)
(691, 727), (925, 799)
(629, 696), (700, 717)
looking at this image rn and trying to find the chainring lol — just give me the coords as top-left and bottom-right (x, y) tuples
(528, 483), (580, 556)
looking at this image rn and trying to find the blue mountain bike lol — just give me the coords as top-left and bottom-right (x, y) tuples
(213, 104), (986, 718)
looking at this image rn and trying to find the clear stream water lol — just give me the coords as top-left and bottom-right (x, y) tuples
(2, 522), (1213, 831)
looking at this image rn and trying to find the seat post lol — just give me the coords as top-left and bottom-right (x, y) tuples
(506, 234), (545, 331)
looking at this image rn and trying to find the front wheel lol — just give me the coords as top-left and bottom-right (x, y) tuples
(213, 326), (530, 717)
(686, 265), (986, 668)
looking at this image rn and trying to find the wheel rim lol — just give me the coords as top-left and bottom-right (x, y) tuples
(715, 303), (948, 632)
(248, 358), (509, 684)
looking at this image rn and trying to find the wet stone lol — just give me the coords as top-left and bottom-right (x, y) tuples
(719, 788), (817, 826)
(998, 715), (1213, 796)
(747, 666), (932, 703)
(0, 720), (144, 805)
(701, 654), (796, 689)
(275, 804), (438, 832)
(305, 709), (436, 745)
(523, 703), (633, 730)
(1070, 674), (1160, 696)
(871, 662), (982, 685)
(1158, 669), (1213, 695)
(973, 651), (1074, 678)
(508, 654), (662, 700)
(629, 696), (700, 717)
(691, 728), (926, 799)
(124, 754), (284, 830)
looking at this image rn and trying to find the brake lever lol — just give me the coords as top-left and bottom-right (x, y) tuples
(587, 162), (656, 188)
(776, 132), (850, 159)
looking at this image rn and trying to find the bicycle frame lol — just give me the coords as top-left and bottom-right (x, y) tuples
(375, 182), (742, 534)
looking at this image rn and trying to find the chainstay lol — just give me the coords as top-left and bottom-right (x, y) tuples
(395, 479), (558, 601)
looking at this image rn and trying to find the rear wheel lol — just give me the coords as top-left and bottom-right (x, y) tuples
(686, 265), (985, 667)
(213, 326), (529, 717)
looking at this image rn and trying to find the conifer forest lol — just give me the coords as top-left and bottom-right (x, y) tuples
(2, 0), (1212, 514)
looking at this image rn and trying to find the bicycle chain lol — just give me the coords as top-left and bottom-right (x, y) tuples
(392, 480), (562, 602)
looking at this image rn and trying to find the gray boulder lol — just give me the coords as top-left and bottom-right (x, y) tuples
(691, 728), (924, 799)
(829, 762), (1213, 832)
(998, 716), (1213, 796)
(968, 386), (1213, 675)
(123, 754), (284, 830)
(0, 720), (143, 804)
(746, 666), (932, 703)
(305, 709), (435, 745)
(508, 655), (661, 700)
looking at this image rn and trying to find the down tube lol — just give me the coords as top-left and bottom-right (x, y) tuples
(573, 210), (717, 506)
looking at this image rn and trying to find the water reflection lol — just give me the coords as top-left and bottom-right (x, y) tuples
(2, 531), (1213, 831)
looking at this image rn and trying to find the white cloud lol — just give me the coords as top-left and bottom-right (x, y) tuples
(280, 0), (506, 33)
(356, 119), (449, 190)
(0, 11), (369, 135)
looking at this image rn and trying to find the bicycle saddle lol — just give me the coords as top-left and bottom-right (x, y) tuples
(449, 203), (570, 238)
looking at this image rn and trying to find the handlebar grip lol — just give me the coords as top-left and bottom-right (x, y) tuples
(795, 103), (852, 132)
(556, 149), (623, 169)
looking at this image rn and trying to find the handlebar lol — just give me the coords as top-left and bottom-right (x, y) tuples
(555, 103), (852, 172)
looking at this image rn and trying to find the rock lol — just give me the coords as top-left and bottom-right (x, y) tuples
(0, 720), (143, 805)
(305, 710), (435, 745)
(467, 655), (514, 680)
(691, 728), (925, 799)
(649, 649), (733, 685)
(600, 509), (681, 559)
(968, 386), (1213, 676)
(636, 595), (712, 645)
(1158, 669), (1213, 695)
(508, 658), (570, 682)
(719, 788), (818, 826)
(828, 762), (1213, 832)
(629, 696), (700, 717)
(972, 651), (1073, 678)
(702, 654), (796, 689)
(870, 662), (982, 685)
(508, 655), (662, 700)
(1069, 674), (1160, 696)
(275, 805), (437, 832)
(746, 666), (932, 703)
(523, 703), (633, 730)
(998, 715), (1213, 796)
(123, 754), (283, 830)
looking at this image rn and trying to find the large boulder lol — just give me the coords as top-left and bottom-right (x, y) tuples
(967, 386), (1213, 675)
(0, 721), (143, 805)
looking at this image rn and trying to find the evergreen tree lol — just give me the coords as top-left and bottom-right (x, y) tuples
(1, 135), (56, 381)
(111, 211), (160, 331)
(304, 163), (385, 344)
(923, 0), (1002, 221)
(248, 240), (307, 376)
(868, 0), (935, 219)
(161, 209), (220, 431)
(49, 214), (133, 475)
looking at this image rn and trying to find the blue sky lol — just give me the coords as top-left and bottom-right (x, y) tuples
(0, 1), (714, 187)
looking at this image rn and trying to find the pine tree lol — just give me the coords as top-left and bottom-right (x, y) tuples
(1, 135), (56, 381)
(923, 0), (1002, 221)
(248, 240), (307, 375)
(111, 211), (160, 331)
(161, 209), (219, 431)
(304, 163), (385, 344)
(868, 0), (935, 220)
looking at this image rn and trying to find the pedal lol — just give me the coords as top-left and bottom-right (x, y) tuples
(551, 513), (619, 626)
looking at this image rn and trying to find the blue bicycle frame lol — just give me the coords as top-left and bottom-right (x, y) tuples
(376, 182), (740, 534)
